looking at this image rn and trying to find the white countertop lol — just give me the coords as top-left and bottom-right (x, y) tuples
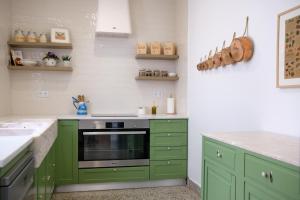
(0, 118), (57, 168)
(203, 131), (300, 167)
(0, 114), (187, 168)
(0, 114), (188, 121)
(57, 114), (188, 120)
(0, 136), (33, 167)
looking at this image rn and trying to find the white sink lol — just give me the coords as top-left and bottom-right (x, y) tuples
(0, 129), (35, 136)
(0, 122), (49, 129)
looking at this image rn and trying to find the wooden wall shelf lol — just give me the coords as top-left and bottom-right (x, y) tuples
(7, 41), (73, 49)
(8, 65), (73, 72)
(135, 76), (179, 81)
(135, 54), (179, 60)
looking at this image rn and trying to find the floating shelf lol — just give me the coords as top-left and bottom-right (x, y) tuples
(8, 65), (73, 72)
(135, 54), (179, 60)
(135, 76), (179, 81)
(7, 41), (73, 49)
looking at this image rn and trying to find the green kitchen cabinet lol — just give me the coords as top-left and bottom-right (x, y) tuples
(55, 120), (78, 185)
(203, 162), (236, 200)
(150, 146), (187, 160)
(36, 158), (46, 200)
(150, 160), (187, 180)
(202, 137), (300, 200)
(36, 144), (56, 200)
(45, 145), (55, 200)
(245, 183), (282, 200)
(150, 132), (187, 147)
(150, 119), (188, 180)
(79, 167), (149, 183)
(150, 119), (187, 133)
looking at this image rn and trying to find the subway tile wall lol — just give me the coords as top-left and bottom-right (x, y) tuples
(10, 0), (187, 115)
(0, 0), (11, 116)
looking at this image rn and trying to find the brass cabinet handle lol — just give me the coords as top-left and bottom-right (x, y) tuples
(216, 150), (222, 158)
(261, 171), (268, 178)
(269, 171), (273, 183)
(261, 171), (273, 182)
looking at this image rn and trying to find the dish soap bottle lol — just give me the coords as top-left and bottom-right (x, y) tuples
(151, 102), (157, 115)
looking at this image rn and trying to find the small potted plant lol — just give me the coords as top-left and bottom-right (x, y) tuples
(43, 52), (59, 67)
(62, 55), (72, 67)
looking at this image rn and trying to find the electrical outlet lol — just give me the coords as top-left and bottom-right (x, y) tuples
(32, 73), (41, 79)
(38, 91), (49, 98)
(153, 91), (163, 99)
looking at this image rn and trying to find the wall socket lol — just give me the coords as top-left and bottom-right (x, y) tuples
(38, 91), (49, 98)
(32, 73), (41, 79)
(153, 90), (162, 98)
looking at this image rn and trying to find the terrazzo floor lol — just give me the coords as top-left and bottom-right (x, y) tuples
(52, 186), (199, 200)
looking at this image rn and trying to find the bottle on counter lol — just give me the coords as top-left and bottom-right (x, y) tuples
(151, 102), (157, 115)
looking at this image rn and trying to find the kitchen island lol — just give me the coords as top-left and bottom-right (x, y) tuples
(201, 131), (300, 200)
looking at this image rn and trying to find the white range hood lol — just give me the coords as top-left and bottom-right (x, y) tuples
(96, 0), (132, 37)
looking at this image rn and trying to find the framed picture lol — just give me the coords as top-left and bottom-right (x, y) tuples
(277, 5), (300, 88)
(11, 50), (23, 66)
(51, 28), (71, 43)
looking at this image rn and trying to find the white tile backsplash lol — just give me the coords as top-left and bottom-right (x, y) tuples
(10, 0), (187, 115)
(0, 0), (11, 116)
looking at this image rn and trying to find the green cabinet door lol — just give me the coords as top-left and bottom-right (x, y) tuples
(36, 159), (46, 200)
(245, 183), (282, 200)
(45, 145), (56, 200)
(150, 120), (187, 133)
(150, 160), (187, 180)
(55, 120), (78, 185)
(36, 142), (57, 200)
(150, 132), (187, 147)
(79, 167), (149, 183)
(150, 146), (187, 160)
(203, 162), (236, 200)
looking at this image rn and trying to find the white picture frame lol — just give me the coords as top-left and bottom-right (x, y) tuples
(277, 5), (300, 88)
(51, 28), (71, 43)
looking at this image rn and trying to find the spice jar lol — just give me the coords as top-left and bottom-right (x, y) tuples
(153, 70), (161, 77)
(14, 29), (25, 42)
(139, 69), (146, 77)
(39, 33), (48, 43)
(26, 31), (37, 43)
(145, 70), (153, 76)
(161, 70), (168, 77)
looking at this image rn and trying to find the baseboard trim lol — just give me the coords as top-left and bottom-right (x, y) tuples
(55, 179), (187, 193)
(187, 178), (201, 198)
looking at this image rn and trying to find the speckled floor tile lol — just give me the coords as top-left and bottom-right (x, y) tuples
(52, 186), (199, 200)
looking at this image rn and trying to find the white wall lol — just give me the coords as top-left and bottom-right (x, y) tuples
(175, 0), (188, 114)
(10, 0), (187, 115)
(0, 0), (11, 116)
(188, 0), (300, 187)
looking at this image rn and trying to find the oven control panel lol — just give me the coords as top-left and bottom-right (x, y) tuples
(79, 119), (149, 129)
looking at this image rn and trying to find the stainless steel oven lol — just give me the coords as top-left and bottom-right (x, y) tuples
(78, 119), (150, 168)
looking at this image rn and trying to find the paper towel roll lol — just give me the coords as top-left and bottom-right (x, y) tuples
(167, 97), (175, 114)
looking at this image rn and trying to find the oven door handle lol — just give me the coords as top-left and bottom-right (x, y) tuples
(82, 131), (147, 135)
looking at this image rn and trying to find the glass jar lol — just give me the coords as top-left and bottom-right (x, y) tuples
(14, 29), (25, 42)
